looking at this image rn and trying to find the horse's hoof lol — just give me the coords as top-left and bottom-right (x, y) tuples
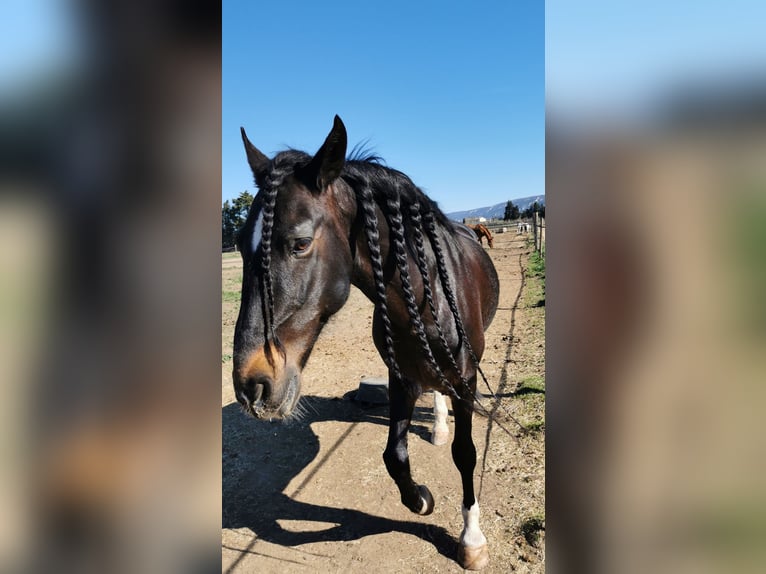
(416, 484), (434, 515)
(458, 543), (489, 570)
(431, 425), (449, 446)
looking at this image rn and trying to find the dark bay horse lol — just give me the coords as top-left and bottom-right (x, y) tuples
(467, 223), (494, 248)
(232, 116), (499, 570)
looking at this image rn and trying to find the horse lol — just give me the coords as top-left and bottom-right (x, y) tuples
(232, 116), (500, 570)
(467, 223), (494, 248)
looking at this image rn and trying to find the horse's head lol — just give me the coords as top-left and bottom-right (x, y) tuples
(233, 116), (355, 420)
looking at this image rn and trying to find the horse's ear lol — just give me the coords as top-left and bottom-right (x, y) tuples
(241, 127), (270, 188)
(306, 115), (347, 191)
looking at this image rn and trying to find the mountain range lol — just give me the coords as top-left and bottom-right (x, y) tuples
(446, 195), (545, 222)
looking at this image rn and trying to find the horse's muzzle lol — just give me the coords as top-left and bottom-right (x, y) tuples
(234, 370), (300, 420)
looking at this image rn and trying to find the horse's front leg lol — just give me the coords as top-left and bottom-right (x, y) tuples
(451, 383), (490, 570)
(383, 375), (435, 515)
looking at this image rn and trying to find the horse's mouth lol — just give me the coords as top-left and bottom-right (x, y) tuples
(238, 375), (300, 421)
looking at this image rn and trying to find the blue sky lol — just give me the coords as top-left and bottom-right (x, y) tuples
(0, 0), (80, 98)
(223, 1), (544, 213)
(4, 2), (765, 213)
(546, 1), (766, 120)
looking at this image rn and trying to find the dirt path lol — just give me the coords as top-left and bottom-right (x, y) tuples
(222, 231), (545, 573)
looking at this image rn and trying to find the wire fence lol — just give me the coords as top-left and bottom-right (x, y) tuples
(532, 212), (545, 257)
(465, 217), (545, 256)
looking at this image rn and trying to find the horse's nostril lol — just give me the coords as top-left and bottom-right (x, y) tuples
(242, 376), (271, 404)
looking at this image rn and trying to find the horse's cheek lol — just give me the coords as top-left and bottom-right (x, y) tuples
(324, 276), (350, 316)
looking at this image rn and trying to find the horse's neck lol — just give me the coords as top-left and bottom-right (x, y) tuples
(348, 199), (456, 309)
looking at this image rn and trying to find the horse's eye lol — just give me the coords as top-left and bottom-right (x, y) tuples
(292, 237), (313, 255)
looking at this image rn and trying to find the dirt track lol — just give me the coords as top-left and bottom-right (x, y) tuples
(222, 231), (545, 573)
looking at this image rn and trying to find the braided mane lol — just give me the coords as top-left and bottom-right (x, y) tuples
(253, 150), (482, 399)
(341, 160), (469, 398)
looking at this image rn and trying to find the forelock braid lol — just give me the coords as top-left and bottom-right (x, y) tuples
(385, 193), (450, 388)
(358, 187), (401, 380)
(409, 202), (462, 399)
(259, 169), (287, 367)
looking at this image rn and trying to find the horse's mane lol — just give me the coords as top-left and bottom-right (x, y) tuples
(341, 160), (452, 227)
(255, 147), (480, 402)
(256, 147), (454, 231)
(346, 140), (383, 164)
(342, 159), (488, 403)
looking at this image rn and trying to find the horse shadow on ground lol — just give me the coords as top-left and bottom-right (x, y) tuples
(222, 395), (457, 563)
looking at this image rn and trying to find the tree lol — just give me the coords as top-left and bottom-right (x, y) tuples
(520, 201), (543, 220)
(504, 200), (520, 221)
(222, 190), (254, 250)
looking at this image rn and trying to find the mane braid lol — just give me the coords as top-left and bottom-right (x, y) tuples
(420, 212), (518, 427)
(408, 203), (462, 399)
(358, 186), (401, 381)
(384, 192), (450, 389)
(422, 210), (484, 383)
(414, 205), (500, 414)
(423, 213), (528, 435)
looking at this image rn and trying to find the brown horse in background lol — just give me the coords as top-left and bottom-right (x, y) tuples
(467, 223), (494, 248)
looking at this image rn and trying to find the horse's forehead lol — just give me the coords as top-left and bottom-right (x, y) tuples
(274, 177), (342, 223)
(274, 185), (316, 221)
(248, 189), (314, 253)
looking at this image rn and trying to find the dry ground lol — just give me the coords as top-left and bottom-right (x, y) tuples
(222, 230), (545, 573)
